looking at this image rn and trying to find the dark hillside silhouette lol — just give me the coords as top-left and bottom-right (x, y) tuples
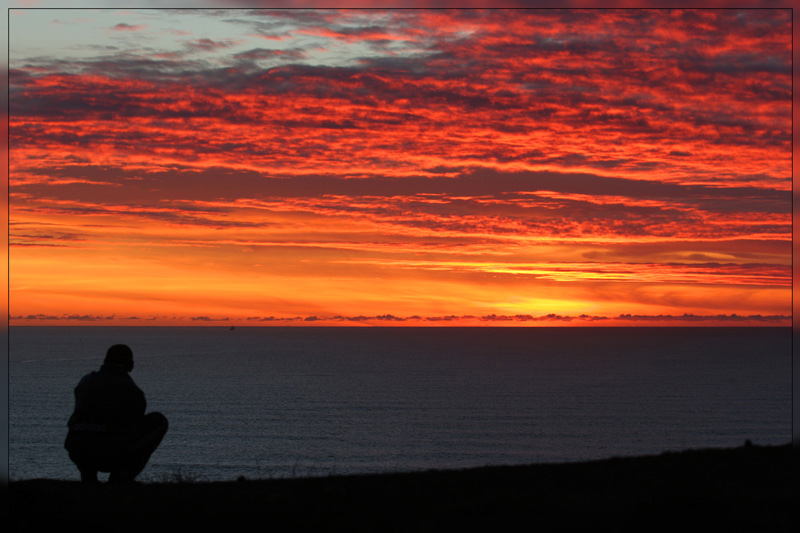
(7, 442), (792, 532)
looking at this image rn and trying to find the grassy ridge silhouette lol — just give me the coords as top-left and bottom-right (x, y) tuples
(6, 443), (793, 532)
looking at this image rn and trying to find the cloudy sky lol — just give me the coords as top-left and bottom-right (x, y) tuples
(7, 7), (792, 326)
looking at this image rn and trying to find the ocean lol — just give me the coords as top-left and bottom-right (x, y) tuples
(8, 326), (791, 482)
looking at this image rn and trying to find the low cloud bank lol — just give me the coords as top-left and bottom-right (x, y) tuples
(9, 313), (791, 325)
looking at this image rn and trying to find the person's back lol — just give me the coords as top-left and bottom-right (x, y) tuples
(68, 362), (145, 431)
(65, 344), (168, 483)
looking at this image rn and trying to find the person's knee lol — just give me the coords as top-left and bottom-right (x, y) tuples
(131, 413), (169, 453)
(146, 411), (168, 430)
(152, 413), (168, 439)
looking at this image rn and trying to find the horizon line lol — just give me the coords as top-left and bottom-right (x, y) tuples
(7, 312), (792, 327)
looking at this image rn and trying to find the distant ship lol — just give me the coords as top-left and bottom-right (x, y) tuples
(229, 326), (236, 331)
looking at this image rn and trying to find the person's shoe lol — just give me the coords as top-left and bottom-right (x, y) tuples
(108, 471), (136, 484)
(80, 469), (98, 483)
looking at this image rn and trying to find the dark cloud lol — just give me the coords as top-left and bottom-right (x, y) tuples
(15, 163), (789, 207)
(10, 163), (789, 243)
(233, 47), (307, 62)
(185, 38), (240, 52)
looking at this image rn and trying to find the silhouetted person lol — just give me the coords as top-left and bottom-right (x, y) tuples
(64, 344), (168, 483)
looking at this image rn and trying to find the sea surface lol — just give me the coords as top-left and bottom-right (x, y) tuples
(9, 326), (791, 482)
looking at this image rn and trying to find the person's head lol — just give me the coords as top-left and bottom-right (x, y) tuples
(105, 344), (134, 372)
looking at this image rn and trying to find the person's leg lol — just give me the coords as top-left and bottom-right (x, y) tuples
(109, 413), (168, 483)
(79, 468), (99, 483)
(65, 432), (100, 484)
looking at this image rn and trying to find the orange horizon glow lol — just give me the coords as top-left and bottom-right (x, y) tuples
(8, 9), (792, 327)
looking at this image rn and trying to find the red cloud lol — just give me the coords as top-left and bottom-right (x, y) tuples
(112, 23), (147, 32)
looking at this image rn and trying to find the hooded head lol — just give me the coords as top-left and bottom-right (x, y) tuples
(104, 344), (134, 373)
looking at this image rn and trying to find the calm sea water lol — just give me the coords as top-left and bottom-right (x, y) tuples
(9, 326), (791, 482)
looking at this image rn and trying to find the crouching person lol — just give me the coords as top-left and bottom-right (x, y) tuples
(65, 344), (168, 483)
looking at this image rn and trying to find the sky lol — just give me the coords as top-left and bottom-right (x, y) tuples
(6, 6), (793, 327)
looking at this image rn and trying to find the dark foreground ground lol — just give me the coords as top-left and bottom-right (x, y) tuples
(5, 443), (795, 532)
